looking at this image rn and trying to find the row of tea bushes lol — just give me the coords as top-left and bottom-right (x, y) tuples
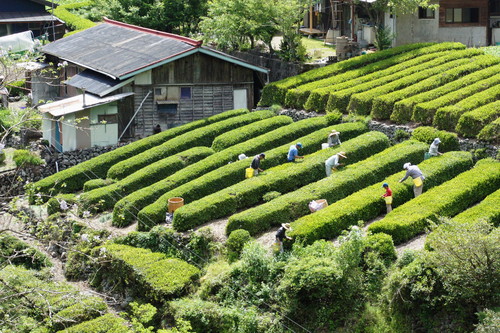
(456, 100), (500, 138)
(410, 126), (460, 152)
(79, 147), (214, 213)
(29, 109), (248, 200)
(478, 117), (500, 143)
(259, 43), (433, 106)
(226, 140), (427, 236)
(173, 131), (390, 232)
(368, 159), (499, 244)
(107, 110), (275, 180)
(390, 63), (500, 124)
(135, 121), (366, 231)
(370, 55), (500, 120)
(288, 151), (473, 245)
(211, 115), (293, 151)
(0, 234), (51, 270)
(285, 42), (465, 109)
(56, 314), (132, 333)
(113, 117), (335, 227)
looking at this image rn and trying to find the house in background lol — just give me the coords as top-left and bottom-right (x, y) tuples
(0, 0), (64, 41)
(36, 18), (268, 152)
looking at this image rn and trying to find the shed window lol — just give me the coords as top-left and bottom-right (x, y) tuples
(181, 87), (191, 100)
(445, 8), (479, 23)
(418, 7), (435, 19)
(157, 102), (177, 114)
(97, 114), (118, 124)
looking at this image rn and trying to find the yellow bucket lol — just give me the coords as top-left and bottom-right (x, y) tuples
(168, 197), (184, 213)
(384, 196), (393, 205)
(245, 168), (254, 178)
(413, 177), (423, 187)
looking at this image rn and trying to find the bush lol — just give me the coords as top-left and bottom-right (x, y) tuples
(456, 101), (500, 138)
(46, 193), (77, 216)
(370, 55), (499, 120)
(0, 234), (51, 270)
(120, 116), (337, 229)
(411, 126), (459, 152)
(82, 178), (115, 192)
(52, 297), (107, 332)
(227, 139), (426, 236)
(93, 244), (200, 301)
(56, 314), (132, 333)
(259, 42), (435, 106)
(289, 151), (473, 245)
(226, 229), (252, 262)
(13, 149), (43, 167)
(391, 63), (500, 123)
(211, 115), (292, 152)
(368, 159), (499, 244)
(30, 109), (247, 201)
(7, 79), (26, 97)
(364, 233), (397, 265)
(53, 2), (97, 32)
(477, 117), (500, 143)
(177, 131), (389, 234)
(138, 121), (367, 231)
(433, 84), (500, 131)
(451, 188), (500, 226)
(262, 191), (281, 202)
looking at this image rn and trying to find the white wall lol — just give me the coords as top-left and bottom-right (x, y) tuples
(41, 113), (52, 142)
(61, 113), (76, 152)
(90, 103), (118, 147)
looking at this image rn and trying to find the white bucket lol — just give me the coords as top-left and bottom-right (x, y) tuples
(321, 143), (329, 150)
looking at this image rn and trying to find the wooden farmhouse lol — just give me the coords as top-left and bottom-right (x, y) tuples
(37, 18), (269, 152)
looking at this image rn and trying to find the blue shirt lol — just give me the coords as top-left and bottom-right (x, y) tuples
(287, 145), (299, 161)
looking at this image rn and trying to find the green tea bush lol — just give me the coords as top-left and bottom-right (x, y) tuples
(46, 193), (77, 216)
(7, 79), (26, 97)
(13, 149), (43, 167)
(82, 178), (115, 192)
(456, 101), (500, 138)
(289, 151), (473, 245)
(56, 314), (132, 333)
(0, 234), (51, 270)
(411, 126), (459, 152)
(176, 131), (389, 233)
(52, 297), (108, 332)
(262, 191), (281, 202)
(477, 117), (500, 143)
(226, 229), (252, 262)
(368, 159), (499, 244)
(53, 2), (97, 32)
(451, 188), (500, 226)
(259, 43), (434, 106)
(30, 109), (248, 201)
(364, 233), (397, 266)
(391, 63), (500, 123)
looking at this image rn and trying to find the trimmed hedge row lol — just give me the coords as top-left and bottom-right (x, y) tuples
(0, 234), (51, 270)
(478, 117), (500, 143)
(30, 108), (248, 200)
(56, 314), (132, 333)
(79, 147), (214, 213)
(53, 2), (96, 33)
(211, 115), (292, 152)
(411, 73), (500, 125)
(348, 50), (482, 115)
(370, 55), (499, 120)
(83, 178), (115, 192)
(391, 63), (500, 123)
(433, 84), (500, 131)
(174, 131), (390, 232)
(456, 100), (500, 138)
(325, 49), (481, 114)
(289, 151), (473, 245)
(258, 43), (434, 106)
(94, 244), (199, 301)
(114, 116), (336, 227)
(368, 159), (499, 244)
(226, 140), (427, 236)
(411, 126), (460, 152)
(107, 110), (274, 180)
(291, 43), (466, 111)
(452, 188), (500, 226)
(135, 119), (361, 231)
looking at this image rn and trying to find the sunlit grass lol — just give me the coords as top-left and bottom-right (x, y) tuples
(301, 36), (336, 61)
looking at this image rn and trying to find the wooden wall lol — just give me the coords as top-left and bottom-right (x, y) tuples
(439, 0), (489, 27)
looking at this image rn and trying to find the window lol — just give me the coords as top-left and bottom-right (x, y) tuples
(418, 7), (435, 19)
(445, 8), (479, 23)
(491, 0), (500, 14)
(180, 87), (191, 100)
(97, 114), (118, 124)
(157, 101), (177, 114)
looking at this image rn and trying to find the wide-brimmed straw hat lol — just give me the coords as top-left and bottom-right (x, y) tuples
(330, 129), (340, 135)
(337, 151), (347, 159)
(282, 223), (292, 230)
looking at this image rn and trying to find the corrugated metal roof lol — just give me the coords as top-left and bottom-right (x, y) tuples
(65, 70), (133, 97)
(42, 19), (201, 79)
(38, 92), (134, 116)
(0, 12), (57, 23)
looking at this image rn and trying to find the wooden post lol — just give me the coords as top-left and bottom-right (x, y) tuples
(310, 0), (313, 32)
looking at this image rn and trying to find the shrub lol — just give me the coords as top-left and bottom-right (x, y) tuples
(227, 139), (426, 236)
(13, 149), (43, 167)
(348, 50), (482, 115)
(56, 314), (132, 333)
(262, 191), (281, 202)
(52, 297), (107, 332)
(46, 193), (77, 216)
(107, 110), (274, 180)
(391, 63), (500, 124)
(211, 115), (292, 152)
(53, 2), (97, 32)
(370, 55), (499, 120)
(7, 79), (26, 97)
(118, 116), (339, 228)
(83, 178), (115, 192)
(477, 117), (500, 143)
(433, 84), (500, 131)
(30, 109), (248, 201)
(451, 188), (500, 226)
(226, 229), (252, 262)
(79, 147), (214, 213)
(368, 159), (499, 244)
(289, 151), (473, 245)
(175, 131), (390, 233)
(0, 234), (51, 270)
(411, 73), (500, 125)
(259, 43), (435, 106)
(456, 101), (500, 138)
(137, 121), (367, 231)
(411, 126), (459, 152)
(93, 244), (200, 301)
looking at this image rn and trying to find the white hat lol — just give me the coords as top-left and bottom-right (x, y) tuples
(403, 162), (411, 169)
(337, 151), (347, 159)
(433, 138), (441, 145)
(282, 223), (292, 230)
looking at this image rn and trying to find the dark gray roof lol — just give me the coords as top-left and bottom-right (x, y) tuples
(42, 19), (201, 79)
(65, 70), (131, 97)
(0, 12), (57, 22)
